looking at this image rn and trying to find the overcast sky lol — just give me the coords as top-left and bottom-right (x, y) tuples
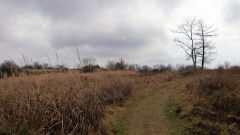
(0, 0), (240, 68)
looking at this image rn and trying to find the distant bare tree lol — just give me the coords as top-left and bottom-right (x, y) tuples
(106, 60), (116, 70)
(34, 62), (42, 69)
(173, 18), (200, 70)
(0, 60), (21, 77)
(106, 59), (128, 70)
(224, 61), (231, 69)
(82, 58), (96, 67)
(128, 64), (141, 71)
(140, 65), (151, 73)
(128, 64), (136, 71)
(81, 58), (97, 72)
(196, 20), (217, 70)
(115, 59), (128, 70)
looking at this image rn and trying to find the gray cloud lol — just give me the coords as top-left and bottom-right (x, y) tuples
(1, 0), (236, 67)
(0, 0), (171, 61)
(154, 0), (181, 10)
(1, 0), (157, 19)
(224, 1), (240, 22)
(50, 24), (167, 49)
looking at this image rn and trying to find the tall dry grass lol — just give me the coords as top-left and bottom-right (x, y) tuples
(0, 71), (136, 135)
(183, 67), (240, 135)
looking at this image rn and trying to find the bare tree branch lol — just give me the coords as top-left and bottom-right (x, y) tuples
(173, 18), (199, 70)
(196, 20), (217, 70)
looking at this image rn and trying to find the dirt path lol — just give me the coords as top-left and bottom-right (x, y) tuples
(107, 81), (182, 135)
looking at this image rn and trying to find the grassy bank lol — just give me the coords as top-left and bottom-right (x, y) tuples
(169, 67), (240, 135)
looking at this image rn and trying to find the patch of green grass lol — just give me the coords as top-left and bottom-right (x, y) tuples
(165, 100), (182, 119)
(105, 101), (140, 135)
(105, 88), (163, 135)
(109, 113), (130, 135)
(107, 108), (136, 135)
(164, 98), (194, 135)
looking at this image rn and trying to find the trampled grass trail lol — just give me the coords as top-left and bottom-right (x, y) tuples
(106, 80), (185, 135)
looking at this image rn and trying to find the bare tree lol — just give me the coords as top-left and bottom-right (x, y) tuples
(115, 58), (128, 70)
(82, 58), (96, 67)
(224, 61), (231, 69)
(173, 18), (200, 70)
(0, 60), (20, 77)
(196, 20), (217, 70)
(106, 60), (116, 70)
(106, 59), (128, 70)
(81, 58), (97, 72)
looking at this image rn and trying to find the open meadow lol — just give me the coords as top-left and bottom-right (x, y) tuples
(1, 0), (240, 134)
(0, 67), (240, 135)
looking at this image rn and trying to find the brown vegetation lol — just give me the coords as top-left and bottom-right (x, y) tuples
(2, 63), (240, 135)
(181, 67), (240, 135)
(0, 71), (136, 135)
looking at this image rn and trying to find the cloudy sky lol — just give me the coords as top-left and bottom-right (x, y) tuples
(0, 0), (239, 68)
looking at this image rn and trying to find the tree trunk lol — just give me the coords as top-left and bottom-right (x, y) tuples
(191, 32), (197, 71)
(201, 29), (205, 71)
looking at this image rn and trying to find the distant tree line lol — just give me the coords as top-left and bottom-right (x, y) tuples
(0, 58), (193, 78)
(1, 57), (233, 79)
(105, 59), (199, 73)
(0, 60), (69, 78)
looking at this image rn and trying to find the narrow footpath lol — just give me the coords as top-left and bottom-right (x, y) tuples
(106, 81), (185, 135)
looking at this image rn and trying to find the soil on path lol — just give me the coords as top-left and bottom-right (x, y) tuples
(106, 81), (184, 135)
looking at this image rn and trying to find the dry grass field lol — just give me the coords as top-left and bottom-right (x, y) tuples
(0, 70), (138, 135)
(1, 68), (240, 135)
